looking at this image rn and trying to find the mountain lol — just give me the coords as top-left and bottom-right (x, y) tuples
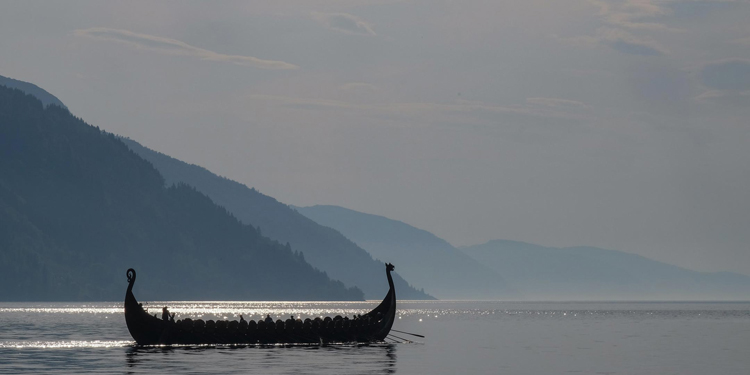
(120, 138), (433, 300)
(294, 205), (515, 299)
(461, 240), (750, 300)
(0, 75), (67, 110)
(0, 84), (362, 301)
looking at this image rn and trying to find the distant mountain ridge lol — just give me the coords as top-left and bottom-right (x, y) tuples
(461, 239), (750, 300)
(294, 205), (750, 300)
(0, 74), (67, 110)
(9, 74), (746, 302)
(294, 205), (515, 299)
(120, 138), (433, 300)
(0, 84), (361, 301)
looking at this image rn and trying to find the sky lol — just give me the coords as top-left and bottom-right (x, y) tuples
(1, 0), (749, 275)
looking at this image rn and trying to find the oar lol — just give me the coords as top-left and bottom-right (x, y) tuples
(387, 333), (412, 342)
(391, 329), (425, 338)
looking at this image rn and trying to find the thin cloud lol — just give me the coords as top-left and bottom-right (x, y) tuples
(526, 97), (589, 110)
(694, 89), (728, 101)
(251, 94), (363, 110)
(589, 0), (680, 32)
(338, 82), (378, 91)
(589, 0), (744, 30)
(600, 28), (667, 55)
(311, 12), (376, 36)
(74, 28), (298, 70)
(250, 95), (590, 122)
(556, 0), (685, 56)
(699, 59), (750, 91)
(555, 27), (667, 56)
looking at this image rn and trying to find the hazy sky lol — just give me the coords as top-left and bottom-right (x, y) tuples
(2, 0), (749, 274)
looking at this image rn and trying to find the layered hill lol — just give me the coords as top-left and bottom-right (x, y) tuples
(120, 138), (432, 300)
(0, 85), (362, 301)
(461, 240), (750, 300)
(294, 205), (515, 299)
(0, 75), (67, 110)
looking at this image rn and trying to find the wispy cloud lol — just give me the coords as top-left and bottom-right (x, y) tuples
(554, 27), (667, 56)
(555, 0), (689, 56)
(526, 97), (589, 110)
(250, 95), (590, 122)
(74, 28), (298, 70)
(699, 59), (750, 91)
(251, 95), (363, 110)
(338, 82), (378, 91)
(694, 58), (750, 105)
(598, 27), (667, 55)
(311, 12), (376, 36)
(589, 0), (678, 31)
(588, 0), (744, 31)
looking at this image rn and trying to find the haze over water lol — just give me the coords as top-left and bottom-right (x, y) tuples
(2, 301), (749, 374)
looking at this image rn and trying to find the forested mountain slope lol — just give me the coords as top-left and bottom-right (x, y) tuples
(121, 138), (432, 300)
(0, 85), (362, 301)
(0, 75), (67, 109)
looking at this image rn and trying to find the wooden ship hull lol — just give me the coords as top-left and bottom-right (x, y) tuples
(124, 264), (396, 345)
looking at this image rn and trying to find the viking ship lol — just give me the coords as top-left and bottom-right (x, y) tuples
(124, 263), (396, 345)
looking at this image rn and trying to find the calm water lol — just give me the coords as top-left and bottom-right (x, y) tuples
(1, 301), (749, 374)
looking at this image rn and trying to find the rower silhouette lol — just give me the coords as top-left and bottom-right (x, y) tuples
(162, 307), (170, 321)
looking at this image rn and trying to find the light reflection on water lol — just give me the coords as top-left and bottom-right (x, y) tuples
(2, 300), (749, 321)
(0, 340), (132, 349)
(2, 301), (750, 374)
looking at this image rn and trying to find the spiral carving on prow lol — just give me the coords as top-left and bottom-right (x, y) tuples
(386, 263), (395, 272)
(127, 268), (136, 285)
